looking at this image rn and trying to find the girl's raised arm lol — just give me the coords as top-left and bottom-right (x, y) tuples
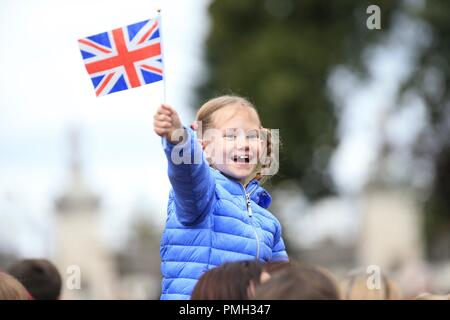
(154, 104), (216, 225)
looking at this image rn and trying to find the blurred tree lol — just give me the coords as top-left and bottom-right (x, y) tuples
(196, 0), (399, 199)
(402, 0), (450, 258)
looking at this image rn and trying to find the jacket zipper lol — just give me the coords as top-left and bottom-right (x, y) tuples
(242, 183), (261, 261)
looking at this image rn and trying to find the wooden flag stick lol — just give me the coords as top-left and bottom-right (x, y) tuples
(157, 8), (167, 103)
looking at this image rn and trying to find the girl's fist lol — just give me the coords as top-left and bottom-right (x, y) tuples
(153, 104), (184, 144)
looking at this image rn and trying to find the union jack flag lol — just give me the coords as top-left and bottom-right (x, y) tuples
(78, 17), (163, 97)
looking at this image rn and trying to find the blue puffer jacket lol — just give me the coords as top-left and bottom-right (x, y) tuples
(160, 128), (288, 300)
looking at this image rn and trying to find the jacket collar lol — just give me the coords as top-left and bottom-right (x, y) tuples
(211, 168), (272, 209)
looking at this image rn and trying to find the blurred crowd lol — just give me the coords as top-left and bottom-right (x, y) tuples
(1, 258), (449, 300)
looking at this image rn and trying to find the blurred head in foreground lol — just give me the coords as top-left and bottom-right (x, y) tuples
(0, 272), (31, 300)
(341, 269), (402, 300)
(253, 265), (341, 300)
(8, 259), (62, 300)
(191, 260), (267, 300)
(414, 292), (450, 300)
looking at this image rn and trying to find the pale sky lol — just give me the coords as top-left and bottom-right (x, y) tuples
(0, 0), (211, 256)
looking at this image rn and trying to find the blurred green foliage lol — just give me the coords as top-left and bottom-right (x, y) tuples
(413, 0), (450, 258)
(196, 0), (398, 198)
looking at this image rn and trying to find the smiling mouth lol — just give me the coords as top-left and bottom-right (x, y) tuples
(232, 155), (251, 163)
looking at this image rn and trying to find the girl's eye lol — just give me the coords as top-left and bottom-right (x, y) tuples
(223, 132), (236, 140)
(247, 130), (259, 140)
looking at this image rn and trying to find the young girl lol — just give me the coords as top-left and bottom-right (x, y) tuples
(154, 95), (288, 300)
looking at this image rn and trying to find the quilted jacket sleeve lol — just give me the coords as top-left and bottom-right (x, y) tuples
(271, 237), (289, 261)
(163, 127), (216, 225)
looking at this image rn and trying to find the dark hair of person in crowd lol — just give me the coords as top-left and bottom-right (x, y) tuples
(191, 260), (265, 300)
(0, 272), (31, 300)
(253, 264), (341, 300)
(263, 260), (294, 275)
(7, 259), (62, 300)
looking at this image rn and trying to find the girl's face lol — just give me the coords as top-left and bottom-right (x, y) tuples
(201, 104), (264, 185)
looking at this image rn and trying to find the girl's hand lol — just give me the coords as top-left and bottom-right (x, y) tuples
(153, 104), (184, 144)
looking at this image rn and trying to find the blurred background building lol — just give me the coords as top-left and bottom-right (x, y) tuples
(53, 129), (161, 299)
(54, 129), (118, 299)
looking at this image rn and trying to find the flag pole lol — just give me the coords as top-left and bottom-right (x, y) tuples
(157, 8), (167, 103)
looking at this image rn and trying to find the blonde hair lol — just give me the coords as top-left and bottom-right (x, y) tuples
(0, 272), (30, 300)
(414, 292), (450, 300)
(341, 271), (402, 300)
(196, 95), (258, 133)
(195, 95), (275, 183)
